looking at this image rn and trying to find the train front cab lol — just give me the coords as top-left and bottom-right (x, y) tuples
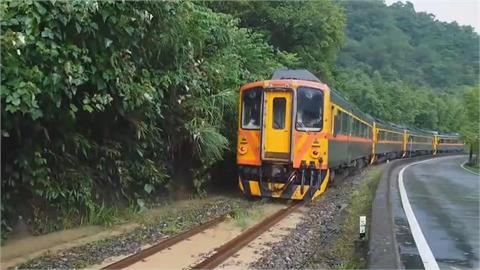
(237, 80), (331, 201)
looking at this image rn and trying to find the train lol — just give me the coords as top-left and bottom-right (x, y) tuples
(236, 70), (466, 201)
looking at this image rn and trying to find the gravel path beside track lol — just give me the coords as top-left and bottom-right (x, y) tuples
(250, 169), (369, 269)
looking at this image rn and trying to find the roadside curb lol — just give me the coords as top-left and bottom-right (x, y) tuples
(368, 159), (404, 269)
(461, 161), (480, 176)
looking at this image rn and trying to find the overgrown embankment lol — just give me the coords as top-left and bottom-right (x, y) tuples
(0, 1), (298, 240)
(322, 165), (384, 268)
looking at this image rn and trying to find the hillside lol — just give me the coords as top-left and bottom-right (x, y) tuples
(332, 1), (479, 131)
(338, 1), (479, 90)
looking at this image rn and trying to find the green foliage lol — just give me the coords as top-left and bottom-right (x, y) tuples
(460, 86), (480, 164)
(1, 0), (295, 239)
(332, 1), (479, 133)
(206, 0), (346, 82)
(338, 1), (479, 89)
(334, 68), (468, 131)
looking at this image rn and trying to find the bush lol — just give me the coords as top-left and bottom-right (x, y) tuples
(1, 1), (296, 240)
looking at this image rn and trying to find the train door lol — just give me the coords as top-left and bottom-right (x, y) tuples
(262, 90), (292, 161)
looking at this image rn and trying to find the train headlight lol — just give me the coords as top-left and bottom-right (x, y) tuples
(238, 145), (248, 155)
(310, 148), (320, 158)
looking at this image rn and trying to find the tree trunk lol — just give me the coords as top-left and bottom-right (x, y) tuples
(469, 144), (473, 163)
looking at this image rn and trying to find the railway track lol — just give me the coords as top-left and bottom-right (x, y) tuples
(102, 202), (302, 269)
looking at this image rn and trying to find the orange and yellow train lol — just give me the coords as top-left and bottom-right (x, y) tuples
(236, 70), (465, 201)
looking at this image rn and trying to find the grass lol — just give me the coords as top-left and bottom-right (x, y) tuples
(231, 199), (269, 229)
(464, 163), (480, 174)
(329, 165), (385, 269)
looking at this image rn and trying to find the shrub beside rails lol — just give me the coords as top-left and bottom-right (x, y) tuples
(236, 70), (466, 201)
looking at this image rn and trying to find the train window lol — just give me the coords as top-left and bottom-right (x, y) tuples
(272, 98), (286, 129)
(335, 111), (342, 135)
(242, 88), (262, 129)
(296, 87), (323, 131)
(347, 115), (352, 135)
(341, 113), (349, 135)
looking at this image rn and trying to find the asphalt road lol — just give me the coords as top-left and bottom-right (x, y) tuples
(402, 156), (480, 269)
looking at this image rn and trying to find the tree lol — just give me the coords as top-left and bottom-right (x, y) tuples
(206, 0), (346, 83)
(0, 0), (297, 239)
(460, 86), (480, 165)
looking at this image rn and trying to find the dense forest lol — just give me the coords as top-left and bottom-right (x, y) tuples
(1, 0), (479, 240)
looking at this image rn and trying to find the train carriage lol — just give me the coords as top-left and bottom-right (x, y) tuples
(329, 90), (374, 170)
(436, 134), (466, 153)
(406, 129), (435, 156)
(372, 121), (406, 161)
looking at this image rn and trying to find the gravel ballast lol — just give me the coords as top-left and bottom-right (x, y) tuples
(250, 168), (373, 269)
(16, 197), (250, 269)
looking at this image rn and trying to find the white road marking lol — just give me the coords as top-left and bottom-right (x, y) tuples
(461, 160), (480, 176)
(398, 158), (441, 270)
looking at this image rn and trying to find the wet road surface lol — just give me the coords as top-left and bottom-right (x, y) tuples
(403, 156), (480, 269)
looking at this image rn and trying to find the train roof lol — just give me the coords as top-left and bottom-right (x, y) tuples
(437, 132), (460, 138)
(330, 89), (374, 124)
(271, 69), (322, 82)
(375, 119), (405, 133)
(406, 126), (436, 137)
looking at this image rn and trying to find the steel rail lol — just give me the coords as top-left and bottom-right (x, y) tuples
(102, 214), (227, 269)
(191, 202), (303, 269)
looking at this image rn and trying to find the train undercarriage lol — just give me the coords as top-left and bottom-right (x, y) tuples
(238, 164), (330, 201)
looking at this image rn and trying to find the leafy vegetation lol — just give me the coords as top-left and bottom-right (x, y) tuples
(460, 86), (480, 165)
(1, 1), (295, 240)
(206, 0), (346, 82)
(338, 1), (478, 89)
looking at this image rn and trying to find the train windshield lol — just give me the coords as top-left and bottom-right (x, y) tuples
(296, 87), (323, 131)
(242, 88), (262, 129)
